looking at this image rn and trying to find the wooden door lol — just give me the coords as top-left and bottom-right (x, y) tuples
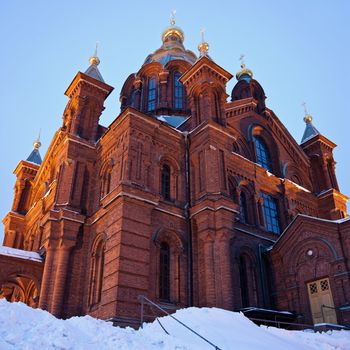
(307, 278), (337, 324)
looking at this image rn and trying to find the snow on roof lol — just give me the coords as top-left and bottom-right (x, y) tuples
(1, 300), (349, 349)
(0, 246), (42, 262)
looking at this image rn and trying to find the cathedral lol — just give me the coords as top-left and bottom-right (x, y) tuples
(1, 18), (349, 328)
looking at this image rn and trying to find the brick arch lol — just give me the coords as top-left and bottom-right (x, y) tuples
(286, 236), (338, 275)
(0, 263), (42, 298)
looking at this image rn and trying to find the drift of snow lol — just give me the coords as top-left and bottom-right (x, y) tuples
(0, 299), (349, 350)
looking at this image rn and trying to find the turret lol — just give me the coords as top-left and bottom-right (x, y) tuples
(62, 46), (113, 142)
(300, 107), (347, 219)
(180, 34), (232, 128)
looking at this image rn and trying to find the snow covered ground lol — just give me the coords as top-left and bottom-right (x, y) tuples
(0, 299), (349, 350)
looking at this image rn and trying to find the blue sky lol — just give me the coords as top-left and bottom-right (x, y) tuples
(0, 0), (349, 243)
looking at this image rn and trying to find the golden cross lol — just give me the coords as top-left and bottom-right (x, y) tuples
(239, 54), (245, 66)
(302, 101), (308, 115)
(170, 10), (176, 26)
(200, 28), (206, 43)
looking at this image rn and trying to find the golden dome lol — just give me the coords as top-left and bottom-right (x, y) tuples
(33, 139), (41, 149)
(236, 63), (253, 81)
(89, 55), (100, 66)
(198, 41), (209, 56)
(161, 25), (185, 43)
(304, 114), (313, 123)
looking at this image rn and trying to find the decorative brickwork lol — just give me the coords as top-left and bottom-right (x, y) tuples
(1, 22), (348, 326)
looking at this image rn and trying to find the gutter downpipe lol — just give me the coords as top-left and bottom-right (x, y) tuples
(183, 131), (193, 306)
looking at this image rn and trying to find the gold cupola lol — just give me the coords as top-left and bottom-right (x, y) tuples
(161, 10), (185, 43)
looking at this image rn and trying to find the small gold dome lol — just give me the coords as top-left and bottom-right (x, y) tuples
(304, 114), (313, 123)
(198, 41), (209, 56)
(236, 63), (253, 81)
(161, 25), (185, 43)
(89, 55), (100, 66)
(33, 139), (41, 149)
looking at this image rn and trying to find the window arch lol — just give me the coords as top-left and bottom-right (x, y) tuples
(147, 76), (156, 112)
(89, 238), (105, 307)
(161, 164), (171, 200)
(253, 136), (272, 172)
(174, 71), (183, 109)
(159, 242), (170, 301)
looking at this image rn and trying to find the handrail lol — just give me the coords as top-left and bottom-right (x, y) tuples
(138, 295), (222, 350)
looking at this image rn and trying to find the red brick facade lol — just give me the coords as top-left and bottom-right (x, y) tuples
(1, 23), (349, 326)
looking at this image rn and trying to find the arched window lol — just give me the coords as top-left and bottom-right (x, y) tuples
(147, 77), (156, 112)
(239, 191), (248, 224)
(159, 242), (170, 301)
(253, 136), (272, 172)
(174, 71), (183, 109)
(161, 164), (171, 200)
(89, 239), (105, 307)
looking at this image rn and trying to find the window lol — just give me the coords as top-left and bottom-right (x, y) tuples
(174, 71), (183, 109)
(130, 89), (136, 108)
(239, 255), (249, 307)
(161, 164), (171, 200)
(89, 239), (105, 306)
(239, 191), (248, 224)
(147, 77), (156, 111)
(253, 136), (272, 172)
(159, 242), (170, 301)
(101, 170), (111, 198)
(262, 193), (280, 234)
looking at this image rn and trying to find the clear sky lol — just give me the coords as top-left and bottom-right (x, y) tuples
(0, 0), (349, 243)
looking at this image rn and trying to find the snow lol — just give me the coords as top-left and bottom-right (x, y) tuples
(0, 246), (42, 262)
(0, 300), (349, 350)
(284, 178), (311, 193)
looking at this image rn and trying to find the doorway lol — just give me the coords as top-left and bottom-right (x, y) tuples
(307, 278), (337, 324)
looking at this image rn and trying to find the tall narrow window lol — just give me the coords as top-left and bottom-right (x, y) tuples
(130, 89), (136, 108)
(253, 136), (272, 172)
(159, 242), (170, 301)
(89, 240), (105, 306)
(239, 191), (248, 224)
(174, 71), (183, 109)
(262, 193), (280, 234)
(147, 77), (156, 111)
(161, 164), (171, 200)
(239, 255), (249, 307)
(101, 170), (111, 198)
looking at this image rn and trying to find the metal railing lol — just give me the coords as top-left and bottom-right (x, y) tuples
(138, 295), (222, 350)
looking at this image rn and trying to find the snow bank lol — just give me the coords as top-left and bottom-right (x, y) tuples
(0, 299), (349, 350)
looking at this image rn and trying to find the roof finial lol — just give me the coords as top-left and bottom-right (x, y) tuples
(170, 9), (176, 26)
(302, 102), (313, 123)
(236, 54), (253, 81)
(198, 28), (209, 56)
(33, 129), (42, 150)
(239, 54), (245, 68)
(89, 41), (100, 66)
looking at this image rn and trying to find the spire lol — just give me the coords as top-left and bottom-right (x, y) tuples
(198, 28), (209, 57)
(236, 54), (253, 81)
(85, 42), (105, 82)
(26, 132), (42, 165)
(301, 102), (320, 143)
